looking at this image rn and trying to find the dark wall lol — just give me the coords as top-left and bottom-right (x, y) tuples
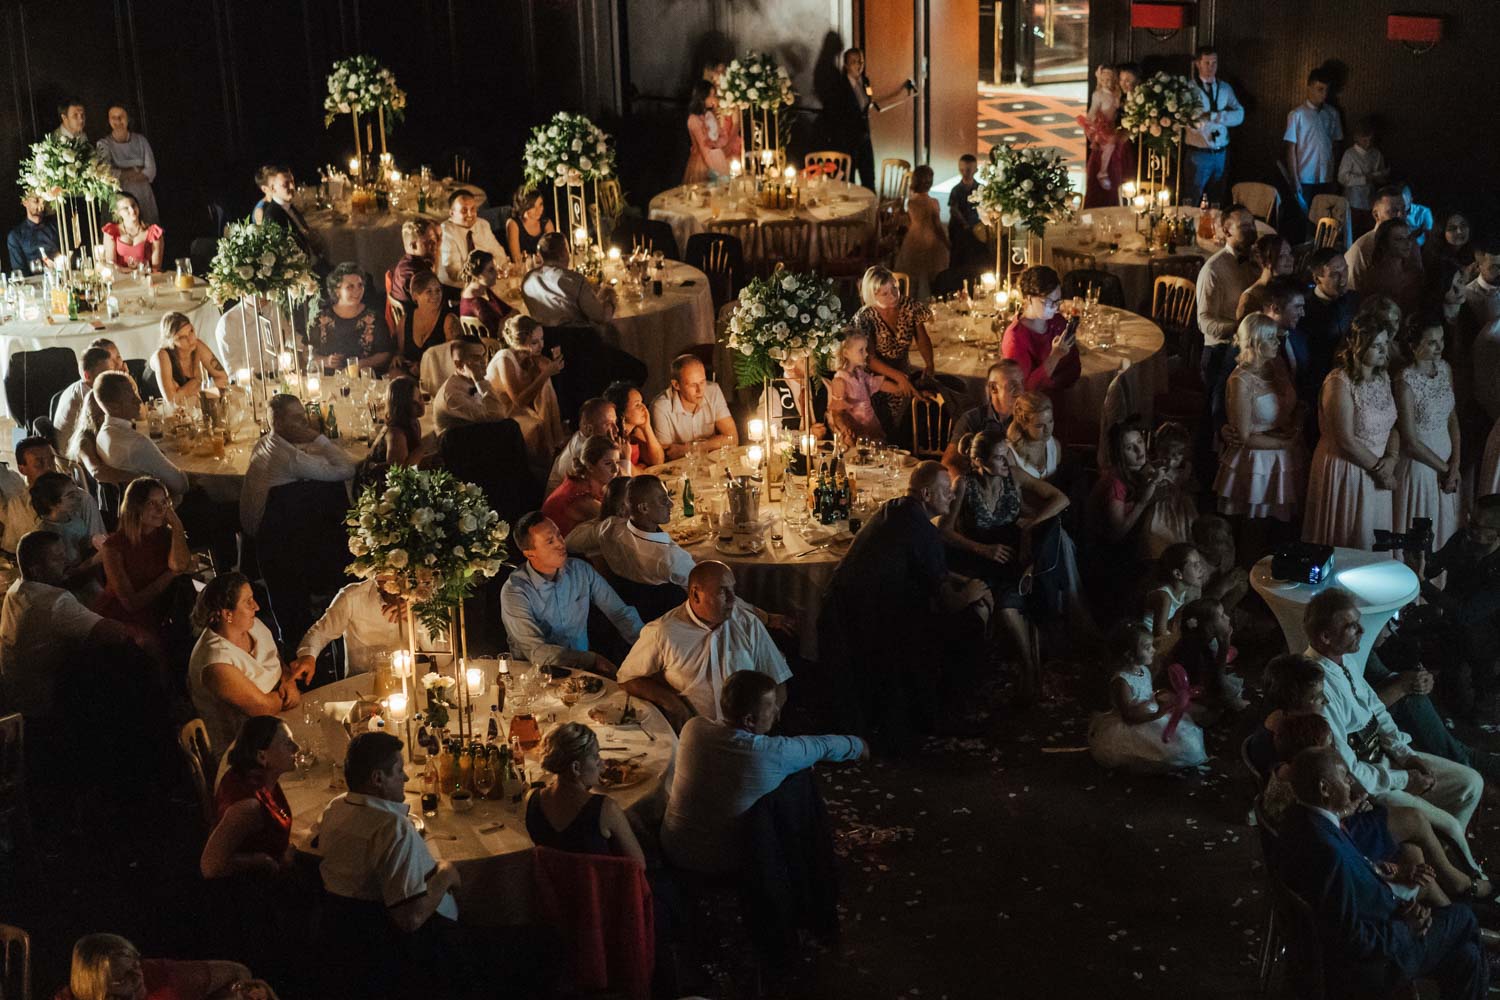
(1090, 0), (1499, 229)
(0, 0), (595, 261)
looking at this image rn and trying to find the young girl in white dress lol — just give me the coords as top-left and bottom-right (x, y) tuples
(1089, 621), (1207, 773)
(1143, 542), (1210, 641)
(1215, 314), (1305, 523)
(1394, 314), (1461, 551)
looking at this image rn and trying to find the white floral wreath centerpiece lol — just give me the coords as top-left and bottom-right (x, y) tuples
(971, 142), (1075, 285)
(717, 51), (795, 174)
(1118, 72), (1207, 205)
(323, 54), (408, 166)
(522, 112), (618, 267)
(206, 219), (319, 398)
(17, 133), (119, 261)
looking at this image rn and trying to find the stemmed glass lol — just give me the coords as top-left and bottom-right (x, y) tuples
(473, 754), (496, 802)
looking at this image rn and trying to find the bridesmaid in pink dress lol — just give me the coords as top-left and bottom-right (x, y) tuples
(1302, 313), (1400, 550)
(683, 81), (733, 184)
(1393, 317), (1461, 549)
(828, 332), (893, 444)
(1078, 66), (1123, 209)
(101, 192), (164, 271)
(1214, 315), (1306, 522)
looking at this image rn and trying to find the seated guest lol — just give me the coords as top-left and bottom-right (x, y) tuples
(649, 353), (737, 461)
(1172, 596), (1248, 714)
(827, 330), (893, 445)
(434, 338), (509, 433)
(387, 218), (437, 308)
(943, 360), (1023, 479)
(564, 476), (632, 560)
(6, 192), (59, 271)
(1002, 265), (1080, 401)
(1345, 185), (1408, 293)
(1235, 234), (1295, 320)
(526, 721), (645, 863)
(309, 263), (393, 373)
(293, 581), (425, 677)
(201, 715), (297, 878)
(1361, 219), (1424, 316)
(849, 265), (964, 441)
(620, 560), (791, 729)
(506, 185), (555, 265)
(94, 477), (190, 637)
(215, 294), (285, 377)
(1141, 420), (1200, 558)
(1276, 747), (1488, 1000)
(371, 375), (429, 468)
(1005, 390), (1085, 514)
(662, 671), (866, 875)
(1192, 513), (1250, 618)
(755, 356), (828, 441)
(457, 249), (513, 337)
(150, 311), (229, 409)
(487, 314), (566, 476)
(0, 451), (40, 553)
(500, 512), (643, 674)
(240, 394), (357, 537)
(438, 188), (507, 289)
(100, 191), (163, 271)
(12, 435), (58, 485)
(62, 933), (260, 1000)
(598, 475), (695, 588)
(29, 471), (106, 594)
(1088, 621), (1206, 773)
(521, 231), (616, 327)
(603, 379), (664, 470)
(250, 165), (274, 224)
(542, 436), (623, 538)
(1142, 542), (1210, 640)
(54, 347), (123, 452)
(188, 572), (304, 753)
(397, 271), (461, 379)
(547, 397), (621, 494)
(259, 166), (325, 271)
(1422, 495), (1500, 719)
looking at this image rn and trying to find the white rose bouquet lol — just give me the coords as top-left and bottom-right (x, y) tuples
(322, 55), (408, 127)
(522, 112), (617, 188)
(346, 466), (510, 635)
(1119, 72), (1207, 151)
(206, 220), (320, 307)
(970, 142), (1075, 237)
(16, 133), (117, 202)
(717, 51), (795, 111)
(723, 272), (844, 387)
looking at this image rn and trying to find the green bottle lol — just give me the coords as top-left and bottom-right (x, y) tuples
(681, 476), (695, 518)
(324, 403), (340, 440)
(66, 285), (79, 321)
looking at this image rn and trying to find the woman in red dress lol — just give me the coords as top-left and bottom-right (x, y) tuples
(94, 476), (191, 643)
(543, 434), (623, 536)
(201, 715), (298, 879)
(60, 932), (272, 1000)
(101, 191), (164, 271)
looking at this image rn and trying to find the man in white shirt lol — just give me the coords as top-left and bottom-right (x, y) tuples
(649, 354), (737, 460)
(1303, 588), (1485, 873)
(51, 346), (115, 453)
(1195, 207), (1260, 437)
(1400, 183), (1434, 248)
(433, 339), (508, 433)
(1463, 239), (1500, 328)
(599, 475), (696, 588)
(546, 397), (620, 494)
(293, 579), (431, 677)
(1181, 47), (1244, 205)
(53, 97), (86, 141)
(520, 232), (616, 327)
(1345, 186), (1407, 292)
(214, 295), (283, 377)
(91, 371), (189, 500)
(437, 189), (507, 289)
(240, 393), (357, 536)
(0, 462), (39, 556)
(1282, 67), (1342, 239)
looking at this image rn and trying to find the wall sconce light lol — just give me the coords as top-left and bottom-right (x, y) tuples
(1130, 2), (1192, 41)
(1387, 14), (1442, 55)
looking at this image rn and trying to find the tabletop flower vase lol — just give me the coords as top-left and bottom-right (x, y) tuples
(970, 142), (1075, 291)
(523, 112), (618, 257)
(718, 51), (796, 179)
(16, 133), (119, 264)
(1118, 72), (1208, 209)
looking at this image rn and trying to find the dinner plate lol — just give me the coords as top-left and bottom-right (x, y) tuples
(714, 537), (764, 556)
(598, 758), (649, 789)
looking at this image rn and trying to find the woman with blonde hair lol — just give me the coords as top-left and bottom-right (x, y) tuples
(541, 434), (622, 536)
(64, 931), (267, 1000)
(1303, 307), (1400, 549)
(93, 476), (190, 642)
(150, 311), (228, 407)
(848, 264), (962, 442)
(827, 330), (891, 444)
(525, 721), (645, 862)
(1214, 314), (1305, 523)
(1005, 391), (1061, 479)
(487, 313), (565, 475)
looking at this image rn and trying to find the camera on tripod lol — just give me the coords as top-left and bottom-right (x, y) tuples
(1373, 517), (1433, 555)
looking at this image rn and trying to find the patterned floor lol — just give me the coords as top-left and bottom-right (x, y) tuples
(977, 87), (1088, 168)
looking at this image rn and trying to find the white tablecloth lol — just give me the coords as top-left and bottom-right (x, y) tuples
(648, 181), (878, 267)
(304, 181), (488, 282)
(1044, 206), (1275, 311)
(283, 667), (675, 925)
(0, 276), (221, 423)
(1250, 547), (1417, 670)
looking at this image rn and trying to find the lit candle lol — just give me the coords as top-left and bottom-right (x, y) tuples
(1133, 194), (1148, 211)
(235, 368), (252, 385)
(747, 444), (764, 466)
(729, 159), (742, 178)
(607, 246), (621, 262)
(1121, 181), (1137, 200)
(391, 649), (413, 678)
(760, 149), (774, 167)
(278, 350), (294, 371)
(783, 166), (796, 183)
(1157, 188), (1172, 207)
(801, 433), (817, 455)
(573, 226), (589, 246)
(980, 272), (997, 291)
(997, 289), (1011, 307)
(348, 157), (360, 177)
(747, 418), (765, 442)
(306, 374), (321, 397)
(388, 692), (409, 722)
(466, 665), (485, 696)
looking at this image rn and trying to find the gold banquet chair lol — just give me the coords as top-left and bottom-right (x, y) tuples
(803, 150), (852, 182)
(458, 314), (491, 340)
(911, 394), (952, 459)
(707, 217), (761, 273)
(758, 220), (812, 277)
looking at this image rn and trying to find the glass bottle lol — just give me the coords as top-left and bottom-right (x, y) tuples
(681, 475), (695, 518)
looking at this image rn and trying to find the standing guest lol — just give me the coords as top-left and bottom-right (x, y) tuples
(293, 580), (423, 678)
(849, 267), (957, 442)
(1181, 47), (1243, 205)
(1400, 183), (1435, 248)
(1394, 314), (1461, 551)
(827, 330), (892, 445)
(488, 314), (566, 477)
(433, 338), (509, 433)
(100, 192), (163, 271)
(438, 188), (507, 290)
(215, 294), (285, 377)
(62, 933), (260, 1000)
(547, 398), (621, 494)
(309, 263), (392, 373)
(500, 512), (643, 674)
(187, 572), (304, 754)
(505, 186), (554, 266)
(258, 167), (325, 271)
(526, 722), (646, 863)
(1282, 67), (1343, 232)
(397, 270), (461, 376)
(1079, 64), (1123, 208)
(387, 218), (437, 309)
(200, 715), (297, 879)
(150, 312), (229, 409)
(1236, 234), (1296, 320)
(54, 96), (86, 141)
(604, 380), (665, 470)
(1260, 276), (1313, 412)
(1195, 207), (1262, 435)
(893, 165), (949, 301)
(947, 153), (987, 270)
(1215, 315), (1306, 525)
(649, 353), (737, 460)
(1002, 265), (1080, 404)
(371, 376), (428, 469)
(1304, 311), (1399, 550)
(1337, 118), (1388, 220)
(1461, 238), (1500, 328)
(1426, 212), (1476, 280)
(1300, 248), (1358, 397)
(52, 347), (117, 458)
(94, 477), (190, 638)
(943, 360), (1023, 479)
(1088, 622), (1206, 772)
(96, 104), (159, 223)
(6, 193), (60, 271)
(1093, 419), (1165, 555)
(662, 670), (866, 874)
(542, 436), (622, 537)
(1345, 185), (1407, 292)
(1360, 220), (1424, 316)
(522, 231), (618, 327)
(597, 474), (696, 588)
(457, 248), (514, 338)
(620, 560), (792, 729)
(81, 372), (187, 498)
(683, 80), (733, 184)
(821, 47), (913, 190)
(240, 394), (356, 536)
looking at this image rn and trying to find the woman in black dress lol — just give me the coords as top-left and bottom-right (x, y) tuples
(505, 185), (555, 266)
(525, 722), (645, 863)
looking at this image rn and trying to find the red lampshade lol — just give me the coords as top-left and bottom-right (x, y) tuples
(1131, 2), (1191, 30)
(1387, 14), (1443, 44)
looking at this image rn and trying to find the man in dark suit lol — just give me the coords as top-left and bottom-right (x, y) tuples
(816, 48), (914, 191)
(258, 165), (330, 277)
(1277, 747), (1488, 1000)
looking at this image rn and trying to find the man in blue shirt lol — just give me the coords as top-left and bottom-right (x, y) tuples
(6, 194), (60, 272)
(500, 510), (643, 674)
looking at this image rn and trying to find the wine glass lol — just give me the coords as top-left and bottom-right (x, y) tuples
(294, 748), (317, 781)
(473, 755), (496, 801)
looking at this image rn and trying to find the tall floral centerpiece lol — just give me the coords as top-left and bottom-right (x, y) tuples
(1118, 72), (1207, 209)
(523, 112), (618, 263)
(323, 55), (408, 178)
(16, 133), (118, 263)
(717, 51), (795, 177)
(970, 142), (1075, 292)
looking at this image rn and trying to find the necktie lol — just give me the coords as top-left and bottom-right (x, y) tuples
(466, 230), (475, 253)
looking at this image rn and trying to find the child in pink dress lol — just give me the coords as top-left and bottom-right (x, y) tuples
(828, 332), (892, 445)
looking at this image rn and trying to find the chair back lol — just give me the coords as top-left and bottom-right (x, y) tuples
(458, 314), (491, 340)
(1051, 248), (1098, 276)
(3, 347), (78, 435)
(532, 846), (656, 999)
(179, 718), (216, 828)
(1231, 181), (1281, 228)
(803, 150), (852, 182)
(0, 922), (30, 1000)
(419, 346), (455, 397)
(388, 298), (408, 336)
(439, 420), (543, 527)
(910, 395), (951, 458)
(758, 220), (812, 276)
(1307, 192), (1350, 231)
(124, 357), (160, 403)
(1151, 275), (1198, 356)
(1060, 268), (1125, 308)
(206, 200), (227, 238)
(874, 200), (907, 259)
(1313, 217), (1341, 250)
(707, 218), (760, 265)
(1096, 361), (1137, 470)
(889, 271), (911, 299)
(684, 232), (744, 308)
(616, 217), (680, 260)
(188, 236), (218, 276)
(815, 218), (873, 276)
(877, 158), (913, 205)
(681, 342), (717, 383)
(592, 177), (625, 242)
(1148, 254), (1205, 283)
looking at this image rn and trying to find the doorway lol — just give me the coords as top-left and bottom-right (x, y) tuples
(980, 0), (1089, 89)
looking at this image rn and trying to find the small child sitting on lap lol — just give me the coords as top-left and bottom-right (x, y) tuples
(1088, 621), (1206, 773)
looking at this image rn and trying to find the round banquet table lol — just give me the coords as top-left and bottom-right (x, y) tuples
(282, 666), (676, 927)
(923, 302), (1168, 431)
(302, 181), (487, 283)
(648, 180), (878, 267)
(1043, 205), (1275, 311)
(499, 260), (714, 397)
(0, 275), (221, 424)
